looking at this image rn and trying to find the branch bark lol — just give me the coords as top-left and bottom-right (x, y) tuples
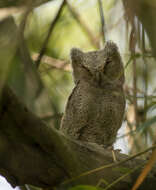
(0, 86), (156, 189)
(0, 0), (52, 8)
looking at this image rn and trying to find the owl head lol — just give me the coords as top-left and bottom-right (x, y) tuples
(70, 41), (125, 86)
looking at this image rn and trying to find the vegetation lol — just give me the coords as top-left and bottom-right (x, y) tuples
(0, 0), (156, 190)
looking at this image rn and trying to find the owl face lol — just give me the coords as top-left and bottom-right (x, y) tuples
(70, 41), (125, 85)
(102, 41), (125, 84)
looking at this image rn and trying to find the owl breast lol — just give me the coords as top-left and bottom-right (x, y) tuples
(61, 80), (125, 147)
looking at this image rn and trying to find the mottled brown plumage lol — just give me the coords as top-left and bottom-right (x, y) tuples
(60, 41), (125, 147)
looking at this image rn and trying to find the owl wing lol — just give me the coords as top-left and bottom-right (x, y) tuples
(60, 82), (90, 140)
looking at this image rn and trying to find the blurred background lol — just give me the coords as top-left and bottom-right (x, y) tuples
(0, 0), (156, 189)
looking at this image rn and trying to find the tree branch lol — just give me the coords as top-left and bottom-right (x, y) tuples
(0, 0), (53, 8)
(0, 86), (156, 189)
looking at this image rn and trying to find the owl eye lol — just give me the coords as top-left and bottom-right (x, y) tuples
(105, 57), (112, 65)
(103, 58), (111, 70)
(81, 64), (93, 76)
(102, 58), (112, 74)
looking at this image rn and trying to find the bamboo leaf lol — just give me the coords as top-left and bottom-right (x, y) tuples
(137, 116), (156, 133)
(131, 149), (156, 190)
(69, 185), (102, 190)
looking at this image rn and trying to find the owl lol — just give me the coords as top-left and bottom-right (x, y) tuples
(60, 41), (125, 147)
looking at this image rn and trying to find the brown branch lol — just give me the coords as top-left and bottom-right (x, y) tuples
(0, 0), (53, 8)
(32, 53), (71, 72)
(132, 148), (156, 190)
(129, 24), (138, 126)
(0, 7), (24, 19)
(132, 57), (138, 124)
(142, 27), (148, 119)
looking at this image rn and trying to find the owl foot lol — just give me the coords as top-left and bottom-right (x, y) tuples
(107, 146), (121, 162)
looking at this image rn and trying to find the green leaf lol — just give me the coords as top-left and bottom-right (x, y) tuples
(69, 185), (103, 190)
(124, 53), (141, 70)
(137, 116), (156, 133)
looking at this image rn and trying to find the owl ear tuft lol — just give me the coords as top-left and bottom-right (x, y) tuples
(102, 41), (119, 56)
(70, 48), (84, 62)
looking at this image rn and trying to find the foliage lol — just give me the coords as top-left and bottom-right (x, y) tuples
(0, 0), (156, 190)
(69, 185), (102, 190)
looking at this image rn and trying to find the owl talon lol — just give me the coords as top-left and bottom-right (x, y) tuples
(107, 146), (121, 162)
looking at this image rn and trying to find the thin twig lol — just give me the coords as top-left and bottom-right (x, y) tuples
(98, 165), (143, 190)
(137, 20), (141, 49)
(19, 185), (30, 190)
(126, 95), (156, 100)
(141, 26), (149, 145)
(32, 53), (70, 72)
(126, 117), (141, 154)
(36, 0), (66, 68)
(124, 85), (149, 97)
(141, 28), (154, 150)
(98, 0), (106, 46)
(25, 185), (32, 190)
(132, 54), (138, 125)
(129, 24), (138, 126)
(142, 27), (148, 119)
(62, 144), (156, 185)
(40, 113), (63, 120)
(19, 186), (27, 190)
(96, 178), (109, 187)
(0, 7), (24, 19)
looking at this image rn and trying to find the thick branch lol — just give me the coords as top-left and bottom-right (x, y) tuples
(0, 86), (156, 190)
(0, 0), (52, 8)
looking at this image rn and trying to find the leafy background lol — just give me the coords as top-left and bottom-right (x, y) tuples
(0, 0), (156, 189)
